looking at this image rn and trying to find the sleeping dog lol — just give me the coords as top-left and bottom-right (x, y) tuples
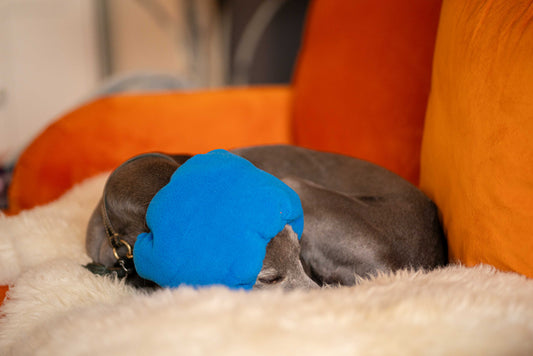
(86, 145), (447, 290)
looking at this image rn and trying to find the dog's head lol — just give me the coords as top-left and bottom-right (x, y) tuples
(86, 153), (317, 290)
(86, 153), (182, 269)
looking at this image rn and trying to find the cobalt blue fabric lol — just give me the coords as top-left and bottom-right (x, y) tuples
(133, 149), (304, 290)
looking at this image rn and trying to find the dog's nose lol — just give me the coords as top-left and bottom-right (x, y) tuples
(287, 273), (320, 290)
(304, 277), (320, 289)
(305, 281), (320, 290)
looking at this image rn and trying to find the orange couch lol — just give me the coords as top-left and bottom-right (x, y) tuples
(4, 0), (533, 305)
(7, 0), (441, 215)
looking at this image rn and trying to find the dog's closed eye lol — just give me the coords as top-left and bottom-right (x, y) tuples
(257, 269), (285, 284)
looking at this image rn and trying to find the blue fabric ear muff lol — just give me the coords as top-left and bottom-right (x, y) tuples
(133, 149), (304, 290)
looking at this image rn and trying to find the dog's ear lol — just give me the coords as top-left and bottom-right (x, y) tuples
(105, 153), (183, 213)
(105, 153), (193, 211)
(86, 153), (190, 267)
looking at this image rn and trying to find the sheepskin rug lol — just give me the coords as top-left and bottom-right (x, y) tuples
(1, 175), (533, 355)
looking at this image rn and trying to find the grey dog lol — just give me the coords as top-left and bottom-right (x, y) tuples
(86, 145), (447, 290)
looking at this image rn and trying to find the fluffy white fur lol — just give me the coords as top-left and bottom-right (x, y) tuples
(1, 175), (533, 355)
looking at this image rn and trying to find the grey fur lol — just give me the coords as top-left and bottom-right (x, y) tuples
(86, 145), (447, 290)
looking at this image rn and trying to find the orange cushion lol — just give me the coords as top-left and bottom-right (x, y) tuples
(292, 0), (442, 185)
(420, 0), (533, 277)
(8, 86), (292, 213)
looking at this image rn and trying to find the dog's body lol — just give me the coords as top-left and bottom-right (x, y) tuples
(86, 145), (447, 290)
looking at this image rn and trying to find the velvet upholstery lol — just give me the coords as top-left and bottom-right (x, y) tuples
(420, 0), (533, 278)
(292, 0), (442, 184)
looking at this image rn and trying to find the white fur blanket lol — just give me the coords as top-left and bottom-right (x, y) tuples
(1, 175), (533, 355)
